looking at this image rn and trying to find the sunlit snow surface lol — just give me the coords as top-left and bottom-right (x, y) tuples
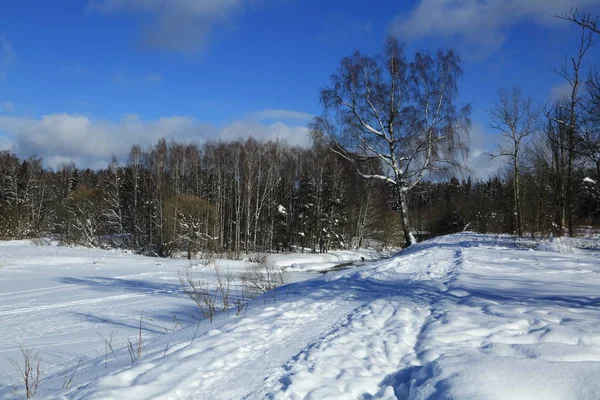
(2, 233), (600, 399)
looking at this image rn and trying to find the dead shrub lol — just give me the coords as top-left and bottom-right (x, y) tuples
(8, 346), (41, 399)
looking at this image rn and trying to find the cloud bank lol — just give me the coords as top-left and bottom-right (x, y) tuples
(0, 110), (312, 169)
(0, 111), (508, 179)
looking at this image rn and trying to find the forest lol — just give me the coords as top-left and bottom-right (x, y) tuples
(0, 11), (599, 257)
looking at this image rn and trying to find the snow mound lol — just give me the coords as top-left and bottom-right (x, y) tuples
(409, 354), (600, 400)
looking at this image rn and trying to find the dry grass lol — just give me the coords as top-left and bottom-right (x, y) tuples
(8, 346), (42, 399)
(240, 256), (286, 298)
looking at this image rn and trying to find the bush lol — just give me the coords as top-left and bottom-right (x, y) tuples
(8, 346), (41, 399)
(179, 260), (235, 322)
(240, 256), (286, 297)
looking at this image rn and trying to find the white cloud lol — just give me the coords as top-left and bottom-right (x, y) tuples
(462, 124), (505, 180)
(389, 0), (600, 58)
(87, 0), (262, 53)
(247, 109), (313, 122)
(0, 109), (311, 169)
(550, 81), (573, 100)
(220, 120), (310, 147)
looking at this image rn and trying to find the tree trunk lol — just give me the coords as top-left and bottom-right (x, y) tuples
(395, 186), (416, 246)
(514, 161), (522, 237)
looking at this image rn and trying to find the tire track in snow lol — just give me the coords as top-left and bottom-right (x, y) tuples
(0, 293), (147, 316)
(0, 284), (74, 297)
(254, 299), (430, 399)
(251, 246), (466, 399)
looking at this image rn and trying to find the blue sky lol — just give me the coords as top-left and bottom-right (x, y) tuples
(0, 0), (599, 176)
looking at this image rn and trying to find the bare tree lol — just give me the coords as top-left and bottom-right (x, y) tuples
(582, 67), (600, 180)
(102, 155), (127, 246)
(558, 8), (600, 35)
(165, 195), (217, 259)
(64, 187), (102, 246)
(530, 108), (571, 237)
(487, 86), (538, 237)
(548, 28), (594, 235)
(125, 146), (144, 249)
(316, 36), (471, 245)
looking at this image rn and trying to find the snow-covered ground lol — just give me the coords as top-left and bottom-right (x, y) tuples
(2, 234), (600, 399)
(0, 242), (376, 398)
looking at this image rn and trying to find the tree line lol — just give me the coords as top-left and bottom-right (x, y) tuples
(2, 129), (596, 257)
(409, 175), (598, 238)
(0, 138), (400, 256)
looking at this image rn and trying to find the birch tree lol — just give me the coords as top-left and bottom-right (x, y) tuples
(549, 28), (593, 235)
(102, 156), (127, 246)
(487, 86), (538, 237)
(316, 36), (471, 245)
(164, 194), (216, 259)
(64, 187), (102, 246)
(531, 110), (571, 237)
(125, 146), (144, 249)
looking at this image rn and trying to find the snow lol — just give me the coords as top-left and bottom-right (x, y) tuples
(277, 205), (287, 215)
(535, 236), (583, 253)
(2, 233), (600, 399)
(583, 177), (596, 184)
(270, 248), (382, 273)
(408, 231), (417, 245)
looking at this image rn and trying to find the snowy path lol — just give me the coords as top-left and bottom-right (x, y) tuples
(254, 299), (429, 399)
(250, 246), (462, 399)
